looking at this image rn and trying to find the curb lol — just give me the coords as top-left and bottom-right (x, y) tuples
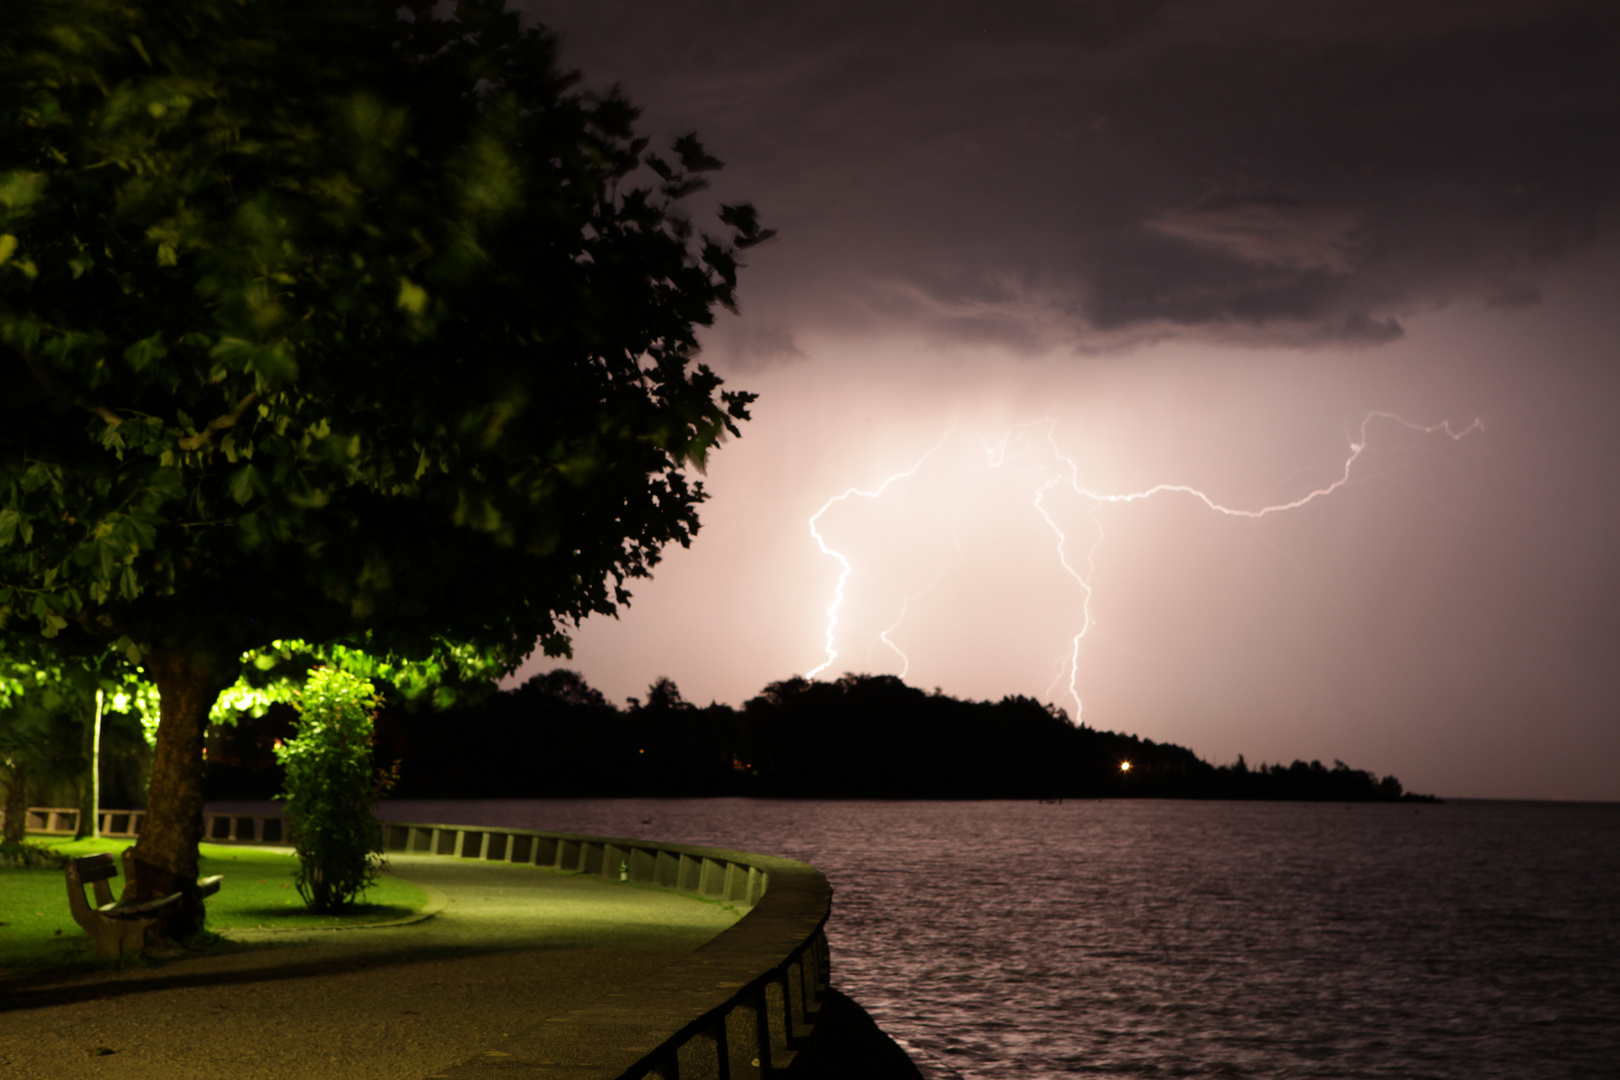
(217, 877), (449, 938)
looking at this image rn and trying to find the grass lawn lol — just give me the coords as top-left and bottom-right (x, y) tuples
(0, 835), (428, 975)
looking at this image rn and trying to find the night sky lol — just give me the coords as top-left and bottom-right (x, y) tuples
(505, 2), (1620, 802)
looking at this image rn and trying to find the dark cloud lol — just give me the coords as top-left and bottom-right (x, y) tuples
(1483, 280), (1544, 310)
(524, 0), (1619, 352)
(1147, 195), (1359, 275)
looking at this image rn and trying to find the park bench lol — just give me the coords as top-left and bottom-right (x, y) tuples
(64, 852), (223, 958)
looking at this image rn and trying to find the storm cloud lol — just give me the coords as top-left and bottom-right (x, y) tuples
(525, 0), (1618, 355)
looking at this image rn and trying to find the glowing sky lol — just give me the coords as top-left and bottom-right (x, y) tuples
(506, 1), (1620, 801)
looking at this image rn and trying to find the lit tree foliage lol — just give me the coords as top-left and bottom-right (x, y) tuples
(0, 647), (148, 842)
(0, 0), (765, 931)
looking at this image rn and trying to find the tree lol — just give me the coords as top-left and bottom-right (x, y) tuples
(643, 676), (691, 713)
(0, 661), (84, 841)
(522, 668), (610, 710)
(0, 0), (766, 933)
(0, 646), (144, 840)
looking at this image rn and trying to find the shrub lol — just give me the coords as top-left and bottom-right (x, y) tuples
(274, 669), (390, 912)
(0, 838), (67, 869)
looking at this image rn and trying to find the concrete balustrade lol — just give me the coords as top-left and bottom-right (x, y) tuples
(22, 806), (148, 839)
(381, 821), (773, 909)
(19, 806), (283, 844)
(19, 808), (835, 1078)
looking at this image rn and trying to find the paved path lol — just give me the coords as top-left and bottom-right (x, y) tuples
(0, 856), (740, 1080)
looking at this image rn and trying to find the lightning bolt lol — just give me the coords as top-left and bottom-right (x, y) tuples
(808, 411), (1482, 720)
(806, 428), (954, 679)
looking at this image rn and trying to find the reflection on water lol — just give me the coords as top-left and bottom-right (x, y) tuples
(366, 797), (1619, 1079)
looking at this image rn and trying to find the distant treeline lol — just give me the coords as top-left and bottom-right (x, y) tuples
(206, 670), (1436, 802)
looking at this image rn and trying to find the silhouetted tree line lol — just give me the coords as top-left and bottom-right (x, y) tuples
(205, 670), (1435, 802)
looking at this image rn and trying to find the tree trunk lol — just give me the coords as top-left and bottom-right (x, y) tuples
(74, 689), (103, 840)
(128, 648), (235, 942)
(2, 764), (26, 844)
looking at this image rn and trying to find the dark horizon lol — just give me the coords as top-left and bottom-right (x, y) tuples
(195, 670), (1435, 805)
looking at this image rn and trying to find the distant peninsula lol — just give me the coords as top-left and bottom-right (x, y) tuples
(205, 671), (1439, 803)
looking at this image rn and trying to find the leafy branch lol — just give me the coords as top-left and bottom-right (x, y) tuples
(175, 392), (259, 451)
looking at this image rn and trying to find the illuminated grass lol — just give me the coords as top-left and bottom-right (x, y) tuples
(187, 842), (427, 931)
(0, 865), (93, 973)
(0, 835), (428, 974)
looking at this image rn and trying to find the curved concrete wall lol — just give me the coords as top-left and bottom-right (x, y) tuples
(21, 808), (832, 1077)
(380, 821), (832, 1080)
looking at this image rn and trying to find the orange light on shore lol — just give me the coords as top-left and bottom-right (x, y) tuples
(1120, 760), (1132, 773)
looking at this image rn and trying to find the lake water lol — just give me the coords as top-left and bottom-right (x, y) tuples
(343, 798), (1618, 1078)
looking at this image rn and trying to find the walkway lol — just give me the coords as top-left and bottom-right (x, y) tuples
(0, 855), (740, 1080)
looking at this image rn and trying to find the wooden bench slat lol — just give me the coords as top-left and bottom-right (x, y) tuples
(68, 854), (119, 884)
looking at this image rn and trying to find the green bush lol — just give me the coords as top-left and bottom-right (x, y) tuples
(273, 668), (391, 912)
(0, 837), (67, 869)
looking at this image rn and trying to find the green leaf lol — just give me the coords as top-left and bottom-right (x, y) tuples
(396, 277), (428, 315)
(0, 509), (17, 547)
(123, 511), (159, 550)
(237, 511), (265, 548)
(95, 537), (119, 582)
(287, 482), (330, 509)
(227, 464), (267, 505)
(146, 466), (184, 499)
(123, 331), (168, 370)
(19, 463), (55, 494)
(100, 424), (127, 452)
(0, 171), (45, 211)
(0, 234), (16, 266)
(250, 344), (299, 383)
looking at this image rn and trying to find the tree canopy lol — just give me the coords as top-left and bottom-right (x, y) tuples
(0, 0), (767, 923)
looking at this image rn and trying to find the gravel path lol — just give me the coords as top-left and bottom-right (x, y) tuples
(0, 855), (740, 1080)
